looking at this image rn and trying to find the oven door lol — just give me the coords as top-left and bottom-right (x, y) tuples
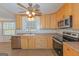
(53, 39), (63, 56)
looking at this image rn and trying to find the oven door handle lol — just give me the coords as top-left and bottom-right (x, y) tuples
(53, 38), (62, 44)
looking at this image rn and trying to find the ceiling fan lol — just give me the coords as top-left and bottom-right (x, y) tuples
(17, 3), (41, 18)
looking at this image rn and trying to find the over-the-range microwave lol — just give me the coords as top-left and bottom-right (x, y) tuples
(64, 15), (72, 28)
(58, 15), (72, 28)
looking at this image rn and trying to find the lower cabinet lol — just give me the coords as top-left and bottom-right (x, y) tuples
(35, 38), (48, 49)
(35, 35), (52, 49)
(63, 43), (79, 56)
(21, 35), (53, 49)
(21, 36), (29, 49)
(28, 36), (35, 49)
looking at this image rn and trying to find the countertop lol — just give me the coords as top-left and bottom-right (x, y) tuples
(13, 33), (54, 36)
(63, 42), (79, 52)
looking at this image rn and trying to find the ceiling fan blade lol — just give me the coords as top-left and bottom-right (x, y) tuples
(18, 11), (26, 13)
(33, 4), (40, 9)
(35, 12), (42, 16)
(28, 3), (32, 7)
(17, 3), (27, 9)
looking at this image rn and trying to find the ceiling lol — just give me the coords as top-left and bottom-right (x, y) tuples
(0, 3), (64, 15)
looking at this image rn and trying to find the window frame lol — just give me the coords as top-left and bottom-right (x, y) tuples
(2, 21), (16, 36)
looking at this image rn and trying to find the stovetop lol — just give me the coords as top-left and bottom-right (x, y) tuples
(53, 33), (63, 42)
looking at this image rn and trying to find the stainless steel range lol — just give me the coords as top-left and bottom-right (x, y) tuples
(52, 33), (63, 56)
(63, 32), (79, 41)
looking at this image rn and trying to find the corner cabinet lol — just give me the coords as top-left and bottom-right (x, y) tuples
(63, 42), (79, 56)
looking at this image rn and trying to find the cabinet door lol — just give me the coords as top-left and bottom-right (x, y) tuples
(50, 14), (58, 29)
(45, 15), (51, 28)
(35, 35), (48, 49)
(40, 15), (46, 29)
(64, 4), (72, 17)
(28, 36), (35, 49)
(40, 15), (51, 29)
(16, 15), (22, 29)
(63, 43), (79, 56)
(35, 39), (47, 49)
(21, 36), (28, 49)
(72, 4), (79, 29)
(47, 36), (53, 49)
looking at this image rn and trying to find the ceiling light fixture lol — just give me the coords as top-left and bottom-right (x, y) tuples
(17, 3), (41, 21)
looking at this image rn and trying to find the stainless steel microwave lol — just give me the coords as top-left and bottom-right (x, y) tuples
(64, 16), (72, 28)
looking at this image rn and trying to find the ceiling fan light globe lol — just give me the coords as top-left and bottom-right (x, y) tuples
(28, 14), (31, 17)
(26, 11), (30, 15)
(28, 17), (34, 21)
(32, 12), (36, 16)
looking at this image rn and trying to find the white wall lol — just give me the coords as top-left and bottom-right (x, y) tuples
(0, 22), (11, 42)
(0, 6), (15, 42)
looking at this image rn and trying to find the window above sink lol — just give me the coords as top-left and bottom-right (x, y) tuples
(22, 16), (40, 32)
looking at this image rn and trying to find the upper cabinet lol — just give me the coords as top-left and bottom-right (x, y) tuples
(45, 14), (51, 28)
(50, 13), (58, 29)
(16, 4), (79, 30)
(72, 4), (79, 30)
(64, 4), (73, 17)
(16, 14), (22, 29)
(40, 14), (51, 29)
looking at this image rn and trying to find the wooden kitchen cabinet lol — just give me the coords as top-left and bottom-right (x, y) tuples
(45, 14), (51, 28)
(63, 42), (79, 56)
(28, 36), (35, 49)
(11, 36), (21, 49)
(20, 35), (53, 49)
(40, 15), (46, 29)
(35, 36), (48, 49)
(35, 35), (52, 49)
(50, 13), (58, 29)
(21, 36), (35, 49)
(16, 14), (22, 29)
(40, 14), (51, 29)
(72, 4), (79, 29)
(21, 36), (29, 49)
(64, 4), (72, 17)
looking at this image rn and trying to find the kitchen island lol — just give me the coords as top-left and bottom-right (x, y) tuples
(11, 33), (53, 49)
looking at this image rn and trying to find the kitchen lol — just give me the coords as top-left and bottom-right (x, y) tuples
(0, 3), (79, 56)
